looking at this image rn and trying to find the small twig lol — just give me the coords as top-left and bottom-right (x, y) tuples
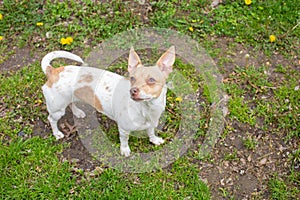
(257, 151), (275, 160)
(60, 120), (77, 137)
(166, 107), (176, 115)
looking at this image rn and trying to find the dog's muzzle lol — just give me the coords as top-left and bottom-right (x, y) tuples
(130, 87), (140, 101)
(130, 87), (151, 101)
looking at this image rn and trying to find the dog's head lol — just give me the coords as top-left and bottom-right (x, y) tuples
(128, 46), (175, 101)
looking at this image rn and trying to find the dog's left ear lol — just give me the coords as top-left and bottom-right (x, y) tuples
(156, 46), (175, 78)
(128, 47), (142, 73)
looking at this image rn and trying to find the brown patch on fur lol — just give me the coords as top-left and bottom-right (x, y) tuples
(142, 84), (163, 98)
(46, 66), (65, 88)
(74, 86), (103, 111)
(78, 74), (93, 83)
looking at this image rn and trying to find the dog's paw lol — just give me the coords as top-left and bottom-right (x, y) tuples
(73, 109), (86, 118)
(54, 131), (64, 140)
(120, 146), (131, 157)
(150, 136), (165, 146)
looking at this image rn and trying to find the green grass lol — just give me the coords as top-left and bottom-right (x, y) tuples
(1, 0), (299, 53)
(223, 150), (238, 161)
(0, 137), (73, 198)
(149, 0), (299, 55)
(225, 64), (299, 139)
(0, 1), (139, 51)
(210, 1), (299, 48)
(269, 174), (299, 200)
(0, 63), (46, 139)
(242, 135), (257, 150)
(0, 0), (299, 199)
(228, 96), (256, 125)
(1, 137), (210, 199)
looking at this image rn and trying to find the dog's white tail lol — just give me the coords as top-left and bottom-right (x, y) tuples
(41, 51), (84, 74)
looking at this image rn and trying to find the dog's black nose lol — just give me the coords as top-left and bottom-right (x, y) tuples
(130, 87), (139, 96)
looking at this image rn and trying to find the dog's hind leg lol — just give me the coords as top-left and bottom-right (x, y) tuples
(42, 86), (69, 140)
(70, 103), (86, 118)
(48, 110), (65, 140)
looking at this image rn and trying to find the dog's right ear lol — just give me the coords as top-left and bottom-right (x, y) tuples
(128, 47), (142, 73)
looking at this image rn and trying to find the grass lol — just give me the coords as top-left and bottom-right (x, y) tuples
(269, 174), (299, 200)
(0, 137), (72, 198)
(223, 150), (238, 161)
(1, 137), (210, 199)
(0, 63), (46, 139)
(0, 0), (299, 199)
(225, 64), (300, 138)
(242, 135), (257, 150)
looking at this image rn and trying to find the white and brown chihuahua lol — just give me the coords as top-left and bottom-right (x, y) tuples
(41, 46), (175, 157)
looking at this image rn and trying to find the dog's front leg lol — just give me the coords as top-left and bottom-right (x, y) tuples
(118, 127), (131, 157)
(147, 127), (165, 145)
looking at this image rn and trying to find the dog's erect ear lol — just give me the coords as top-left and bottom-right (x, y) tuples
(156, 46), (175, 78)
(128, 47), (142, 73)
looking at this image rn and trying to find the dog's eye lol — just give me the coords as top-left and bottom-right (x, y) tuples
(130, 76), (136, 83)
(148, 77), (156, 84)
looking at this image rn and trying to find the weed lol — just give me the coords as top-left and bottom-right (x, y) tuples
(242, 135), (257, 150)
(228, 96), (256, 125)
(224, 150), (238, 161)
(289, 148), (300, 168)
(219, 187), (234, 199)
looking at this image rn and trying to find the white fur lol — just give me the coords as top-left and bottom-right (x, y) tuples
(41, 47), (175, 157)
(41, 50), (84, 74)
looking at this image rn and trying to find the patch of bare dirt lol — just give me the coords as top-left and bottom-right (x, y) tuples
(198, 120), (298, 199)
(0, 47), (42, 72)
(210, 37), (299, 76)
(32, 107), (101, 171)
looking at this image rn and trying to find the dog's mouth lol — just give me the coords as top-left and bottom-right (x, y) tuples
(130, 87), (155, 101)
(131, 96), (152, 101)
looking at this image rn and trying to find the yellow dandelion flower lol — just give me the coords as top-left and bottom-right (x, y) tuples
(0, 36), (3, 41)
(0, 14), (3, 20)
(175, 96), (183, 102)
(245, 0), (252, 5)
(188, 26), (194, 32)
(191, 19), (197, 23)
(60, 37), (73, 45)
(60, 38), (68, 45)
(66, 37), (73, 44)
(34, 99), (43, 105)
(269, 35), (276, 42)
(36, 22), (43, 26)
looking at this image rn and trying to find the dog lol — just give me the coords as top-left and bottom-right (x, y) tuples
(41, 46), (175, 157)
